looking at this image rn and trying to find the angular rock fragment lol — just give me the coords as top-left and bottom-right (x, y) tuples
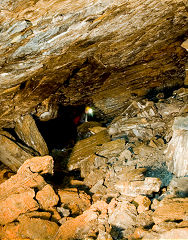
(116, 167), (146, 182)
(18, 216), (59, 240)
(0, 156), (54, 225)
(152, 221), (180, 233)
(108, 200), (137, 238)
(115, 177), (161, 197)
(77, 121), (102, 139)
(17, 155), (54, 175)
(55, 201), (109, 240)
(159, 228), (188, 239)
(0, 188), (38, 225)
(35, 96), (59, 121)
(15, 114), (49, 156)
(134, 195), (151, 213)
(136, 210), (154, 229)
(153, 197), (188, 224)
(96, 138), (125, 159)
(36, 184), (59, 210)
(68, 130), (110, 171)
(0, 222), (20, 240)
(168, 176), (188, 197)
(58, 188), (91, 216)
(108, 117), (152, 140)
(0, 132), (33, 172)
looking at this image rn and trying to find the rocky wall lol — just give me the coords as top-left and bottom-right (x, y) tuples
(0, 0), (187, 128)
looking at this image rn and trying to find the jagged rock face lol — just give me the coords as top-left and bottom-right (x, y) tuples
(0, 0), (188, 128)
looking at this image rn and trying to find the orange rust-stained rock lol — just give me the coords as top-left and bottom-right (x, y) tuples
(36, 184), (59, 210)
(17, 155), (54, 175)
(55, 200), (108, 240)
(0, 156), (54, 225)
(18, 216), (59, 240)
(0, 222), (20, 240)
(0, 188), (39, 225)
(134, 195), (151, 213)
(58, 188), (91, 215)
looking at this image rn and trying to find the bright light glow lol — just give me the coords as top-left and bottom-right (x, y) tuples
(88, 108), (93, 115)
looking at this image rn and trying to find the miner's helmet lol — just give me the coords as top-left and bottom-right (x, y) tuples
(85, 106), (93, 116)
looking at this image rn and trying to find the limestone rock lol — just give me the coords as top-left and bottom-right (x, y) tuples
(36, 184), (59, 210)
(182, 39), (188, 51)
(152, 221), (180, 233)
(153, 197), (188, 224)
(0, 156), (54, 224)
(58, 188), (91, 216)
(108, 117), (151, 140)
(108, 115), (165, 142)
(0, 188), (38, 225)
(115, 177), (162, 197)
(156, 101), (182, 119)
(96, 138), (125, 159)
(55, 201), (109, 240)
(108, 201), (137, 238)
(0, 132), (33, 172)
(0, 222), (20, 240)
(0, 0), (187, 129)
(116, 167), (146, 182)
(89, 126), (107, 134)
(35, 96), (59, 121)
(0, 165), (14, 184)
(15, 114), (49, 156)
(142, 228), (188, 240)
(134, 195), (151, 213)
(130, 227), (148, 240)
(159, 228), (188, 239)
(68, 130), (110, 171)
(77, 121), (102, 140)
(173, 88), (188, 101)
(18, 211), (51, 221)
(17, 155), (54, 175)
(18, 216), (59, 240)
(136, 210), (154, 228)
(168, 176), (188, 197)
(165, 115), (188, 177)
(84, 168), (105, 188)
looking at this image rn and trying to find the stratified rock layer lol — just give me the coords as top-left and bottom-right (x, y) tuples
(0, 0), (187, 128)
(15, 114), (49, 156)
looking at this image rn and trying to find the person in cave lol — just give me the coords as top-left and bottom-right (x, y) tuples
(73, 106), (94, 125)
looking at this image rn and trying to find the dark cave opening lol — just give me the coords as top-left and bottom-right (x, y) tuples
(35, 104), (101, 151)
(34, 104), (103, 184)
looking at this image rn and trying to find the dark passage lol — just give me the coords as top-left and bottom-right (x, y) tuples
(35, 105), (87, 151)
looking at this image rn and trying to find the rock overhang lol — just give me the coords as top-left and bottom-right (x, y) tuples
(0, 0), (188, 128)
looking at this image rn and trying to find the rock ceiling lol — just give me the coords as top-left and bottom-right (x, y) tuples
(0, 0), (188, 128)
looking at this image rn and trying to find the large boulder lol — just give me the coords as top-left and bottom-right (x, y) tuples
(0, 131), (33, 172)
(15, 114), (49, 156)
(153, 197), (188, 224)
(0, 156), (55, 225)
(68, 129), (110, 170)
(165, 115), (188, 177)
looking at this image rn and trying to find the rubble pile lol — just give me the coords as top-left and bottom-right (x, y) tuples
(0, 88), (187, 239)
